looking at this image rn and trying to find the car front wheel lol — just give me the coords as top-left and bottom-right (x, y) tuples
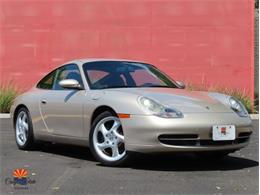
(89, 111), (129, 166)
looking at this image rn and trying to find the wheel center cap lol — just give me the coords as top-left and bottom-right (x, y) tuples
(107, 133), (114, 140)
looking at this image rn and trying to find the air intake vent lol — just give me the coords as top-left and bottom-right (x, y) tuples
(238, 132), (252, 138)
(158, 134), (199, 146)
(158, 134), (198, 139)
(158, 133), (251, 147)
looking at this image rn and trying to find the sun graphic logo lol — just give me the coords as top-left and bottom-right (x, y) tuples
(13, 169), (28, 185)
(5, 168), (36, 189)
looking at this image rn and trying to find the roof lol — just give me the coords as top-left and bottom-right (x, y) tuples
(66, 58), (145, 65)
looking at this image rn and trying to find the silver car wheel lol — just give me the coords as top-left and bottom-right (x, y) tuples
(16, 111), (29, 146)
(93, 116), (126, 162)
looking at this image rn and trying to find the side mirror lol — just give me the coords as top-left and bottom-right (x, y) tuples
(59, 79), (83, 90)
(176, 81), (186, 89)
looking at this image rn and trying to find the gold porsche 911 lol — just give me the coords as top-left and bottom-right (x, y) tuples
(11, 59), (252, 166)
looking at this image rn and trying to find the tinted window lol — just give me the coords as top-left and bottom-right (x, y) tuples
(53, 64), (83, 90)
(130, 69), (162, 86)
(87, 70), (109, 84)
(83, 61), (178, 89)
(36, 70), (56, 89)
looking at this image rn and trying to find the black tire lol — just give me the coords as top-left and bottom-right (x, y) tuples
(89, 111), (130, 166)
(14, 107), (35, 150)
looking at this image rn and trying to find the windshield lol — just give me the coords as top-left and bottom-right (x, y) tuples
(83, 61), (178, 89)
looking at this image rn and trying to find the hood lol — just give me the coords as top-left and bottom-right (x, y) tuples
(106, 88), (232, 113)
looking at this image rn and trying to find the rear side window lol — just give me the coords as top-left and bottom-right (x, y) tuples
(36, 70), (56, 89)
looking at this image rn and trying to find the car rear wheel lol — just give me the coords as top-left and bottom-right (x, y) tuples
(89, 111), (129, 166)
(15, 107), (35, 150)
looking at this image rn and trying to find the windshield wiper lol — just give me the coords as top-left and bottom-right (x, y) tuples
(98, 85), (176, 89)
(140, 85), (176, 88)
(99, 86), (136, 89)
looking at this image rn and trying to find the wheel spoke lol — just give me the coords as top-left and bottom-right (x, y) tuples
(22, 114), (26, 122)
(112, 146), (119, 157)
(99, 124), (108, 137)
(19, 133), (24, 142)
(114, 131), (124, 143)
(23, 128), (27, 141)
(18, 117), (22, 126)
(23, 121), (28, 130)
(111, 120), (120, 131)
(97, 142), (110, 150)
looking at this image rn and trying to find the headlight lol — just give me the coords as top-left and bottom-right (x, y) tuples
(229, 97), (248, 117)
(138, 97), (183, 118)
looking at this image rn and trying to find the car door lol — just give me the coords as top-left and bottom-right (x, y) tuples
(39, 64), (85, 137)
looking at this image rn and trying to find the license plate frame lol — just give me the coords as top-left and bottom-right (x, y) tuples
(212, 125), (236, 141)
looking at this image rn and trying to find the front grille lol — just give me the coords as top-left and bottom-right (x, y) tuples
(200, 140), (234, 146)
(158, 134), (199, 146)
(238, 132), (252, 138)
(237, 132), (251, 144)
(158, 132), (251, 147)
(158, 134), (198, 139)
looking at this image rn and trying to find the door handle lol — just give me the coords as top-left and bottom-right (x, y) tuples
(41, 100), (47, 104)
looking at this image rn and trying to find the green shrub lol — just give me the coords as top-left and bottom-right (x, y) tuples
(0, 83), (19, 113)
(186, 83), (255, 113)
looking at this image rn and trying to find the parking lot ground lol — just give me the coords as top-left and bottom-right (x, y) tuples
(0, 119), (259, 194)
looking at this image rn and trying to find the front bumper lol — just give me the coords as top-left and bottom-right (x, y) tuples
(121, 113), (252, 153)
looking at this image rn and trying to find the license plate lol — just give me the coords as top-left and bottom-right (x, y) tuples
(212, 125), (236, 141)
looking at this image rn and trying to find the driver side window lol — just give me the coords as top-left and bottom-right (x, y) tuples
(53, 64), (83, 90)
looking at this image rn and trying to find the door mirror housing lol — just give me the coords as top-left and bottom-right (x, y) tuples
(176, 81), (186, 89)
(59, 79), (83, 90)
